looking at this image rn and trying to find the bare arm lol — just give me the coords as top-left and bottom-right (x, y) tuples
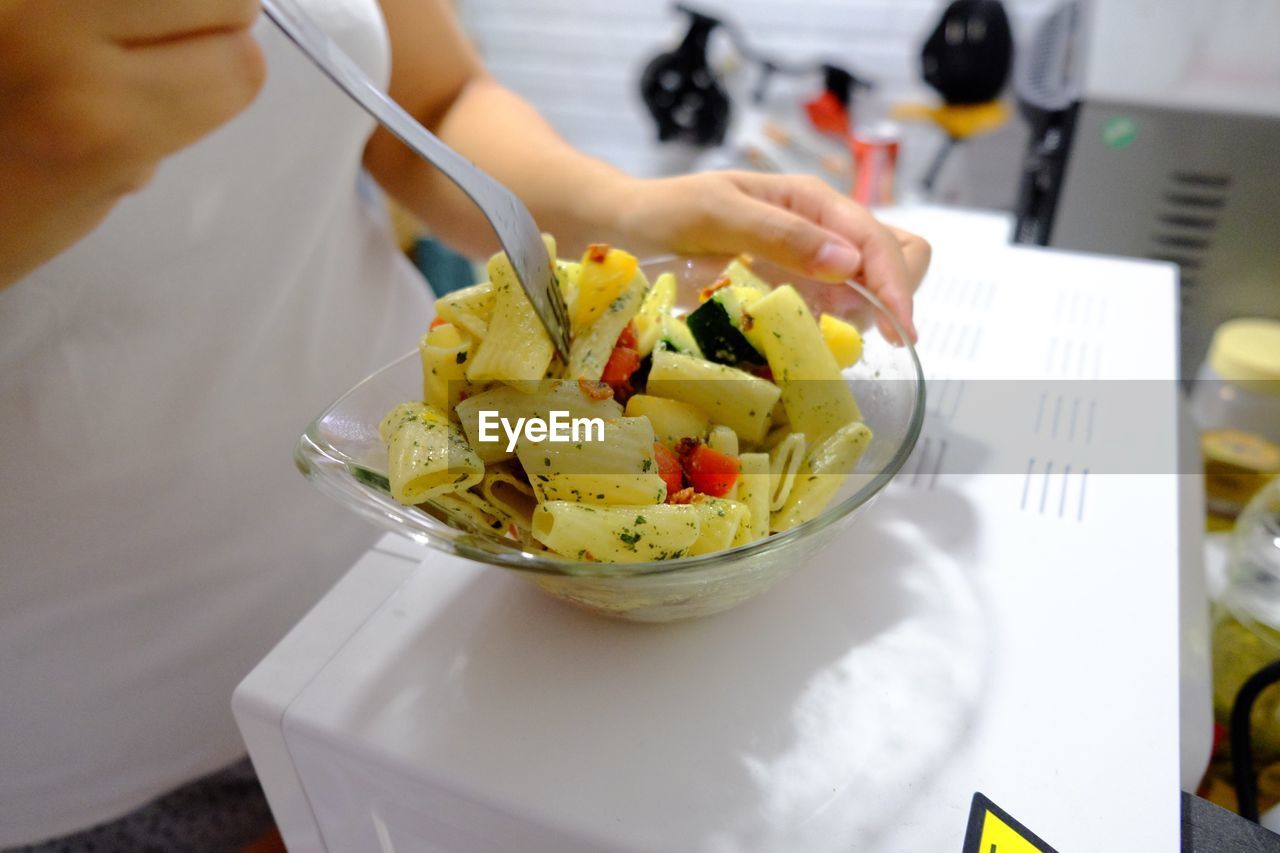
(365, 0), (927, 340)
(363, 0), (630, 259)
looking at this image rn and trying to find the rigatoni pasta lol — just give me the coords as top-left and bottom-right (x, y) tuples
(516, 416), (667, 506)
(420, 323), (474, 412)
(434, 281), (495, 340)
(532, 502), (702, 562)
(771, 421), (873, 532)
(379, 402), (484, 505)
(645, 349), (779, 444)
(466, 245), (557, 387)
(735, 453), (771, 543)
(744, 284), (861, 444)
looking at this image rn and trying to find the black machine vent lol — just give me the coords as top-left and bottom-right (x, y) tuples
(1145, 171), (1231, 319)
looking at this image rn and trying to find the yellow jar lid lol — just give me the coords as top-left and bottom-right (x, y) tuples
(1209, 318), (1280, 393)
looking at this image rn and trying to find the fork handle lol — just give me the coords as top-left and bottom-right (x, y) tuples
(262, 0), (500, 210)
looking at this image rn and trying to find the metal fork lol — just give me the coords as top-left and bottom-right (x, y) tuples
(260, 0), (572, 359)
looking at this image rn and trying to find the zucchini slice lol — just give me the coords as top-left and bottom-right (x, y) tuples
(685, 286), (764, 366)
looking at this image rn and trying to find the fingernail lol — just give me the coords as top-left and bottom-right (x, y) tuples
(810, 241), (861, 279)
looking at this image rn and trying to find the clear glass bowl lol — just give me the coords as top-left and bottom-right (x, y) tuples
(296, 256), (925, 621)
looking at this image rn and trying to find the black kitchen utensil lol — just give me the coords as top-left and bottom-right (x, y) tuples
(921, 0), (1014, 105)
(639, 7), (731, 146)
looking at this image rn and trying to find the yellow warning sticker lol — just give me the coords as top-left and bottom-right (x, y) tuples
(962, 793), (1058, 853)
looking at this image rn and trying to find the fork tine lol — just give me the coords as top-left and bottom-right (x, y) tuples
(496, 199), (572, 360)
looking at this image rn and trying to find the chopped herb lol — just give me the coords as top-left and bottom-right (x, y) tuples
(641, 458), (653, 472)
(619, 530), (642, 546)
(455, 351), (467, 364)
(635, 515), (647, 525)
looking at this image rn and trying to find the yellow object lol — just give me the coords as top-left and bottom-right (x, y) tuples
(745, 285), (860, 444)
(379, 402), (483, 505)
(419, 323), (474, 412)
(1209, 318), (1280, 393)
(625, 394), (710, 448)
(892, 100), (1009, 140)
(633, 272), (677, 357)
(819, 313), (863, 368)
(567, 269), (646, 381)
(975, 809), (1045, 853)
(572, 245), (639, 331)
(1203, 429), (1280, 518)
(465, 248), (557, 386)
(1213, 609), (1280, 759)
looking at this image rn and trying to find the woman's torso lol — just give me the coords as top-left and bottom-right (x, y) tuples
(0, 0), (432, 843)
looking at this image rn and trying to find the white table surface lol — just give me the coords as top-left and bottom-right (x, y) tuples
(236, 206), (1208, 852)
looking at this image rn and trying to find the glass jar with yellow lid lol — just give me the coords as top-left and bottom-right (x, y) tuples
(1191, 318), (1280, 528)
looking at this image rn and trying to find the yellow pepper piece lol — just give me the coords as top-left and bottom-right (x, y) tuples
(819, 313), (863, 368)
(572, 244), (639, 331)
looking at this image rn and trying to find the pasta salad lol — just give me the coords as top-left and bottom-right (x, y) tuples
(379, 238), (873, 563)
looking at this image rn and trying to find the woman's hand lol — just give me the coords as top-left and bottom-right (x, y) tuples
(365, 2), (926, 336)
(0, 0), (267, 288)
(615, 171), (929, 343)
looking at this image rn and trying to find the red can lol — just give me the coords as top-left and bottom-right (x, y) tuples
(850, 121), (900, 207)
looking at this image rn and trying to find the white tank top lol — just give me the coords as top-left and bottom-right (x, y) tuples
(0, 1), (432, 843)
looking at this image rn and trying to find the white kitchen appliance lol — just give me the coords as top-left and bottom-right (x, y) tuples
(1012, 0), (1280, 381)
(234, 208), (1209, 851)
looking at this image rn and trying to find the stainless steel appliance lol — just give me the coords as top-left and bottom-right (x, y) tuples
(1013, 0), (1280, 378)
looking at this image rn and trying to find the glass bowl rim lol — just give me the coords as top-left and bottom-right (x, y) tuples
(297, 259), (926, 579)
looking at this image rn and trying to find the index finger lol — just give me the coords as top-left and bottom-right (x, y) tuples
(729, 173), (924, 343)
